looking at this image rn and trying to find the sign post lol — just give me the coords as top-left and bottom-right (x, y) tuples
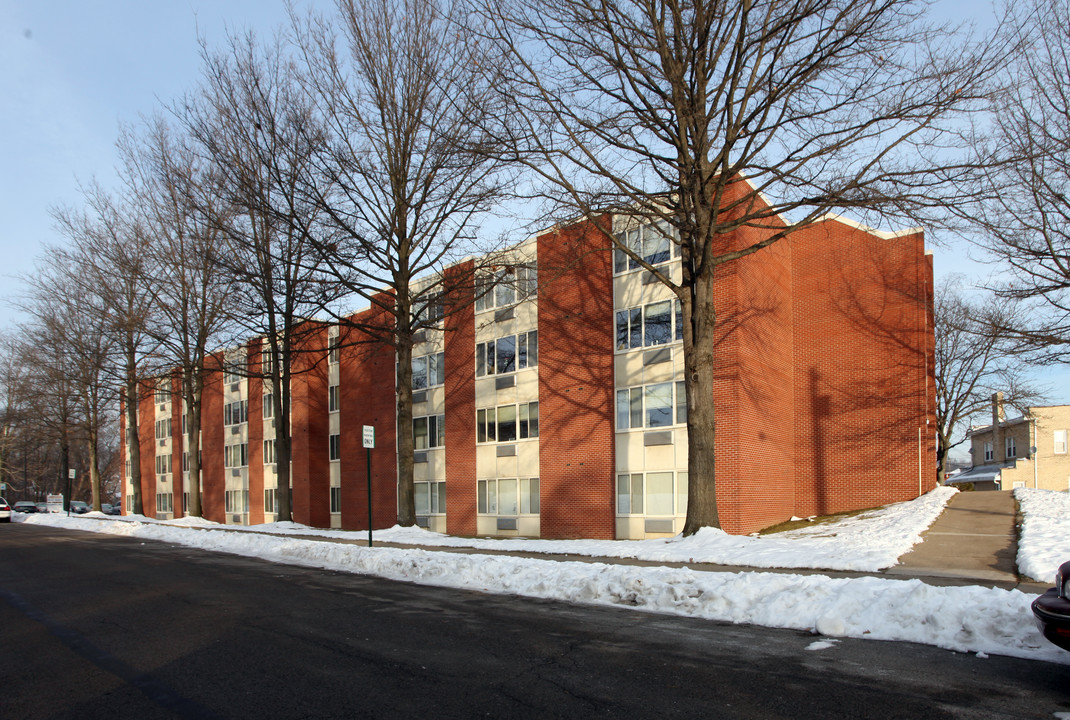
(363, 426), (375, 547)
(66, 469), (76, 516)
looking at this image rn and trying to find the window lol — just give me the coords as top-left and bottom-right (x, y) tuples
(329, 433), (341, 461)
(262, 348), (275, 376)
(182, 452), (189, 473)
(264, 439), (276, 465)
(983, 442), (994, 462)
(155, 418), (172, 439)
(415, 481), (447, 515)
(328, 385), (339, 413)
(477, 478), (539, 515)
(328, 334), (340, 364)
(617, 471), (688, 516)
(263, 393), (274, 419)
(330, 486), (341, 514)
(155, 383), (170, 404)
(224, 443), (248, 468)
(474, 263), (538, 312)
(181, 413), (188, 435)
(264, 488), (278, 514)
(413, 414), (445, 450)
(1056, 430), (1068, 455)
(224, 400), (248, 426)
(476, 331), (538, 377)
(155, 454), (172, 475)
(477, 402), (539, 443)
(412, 352), (445, 390)
(155, 493), (173, 514)
(223, 356), (243, 384)
(225, 489), (249, 513)
(615, 300), (682, 351)
(414, 295), (444, 326)
(614, 221), (677, 274)
(1006, 435), (1016, 459)
(616, 382), (684, 430)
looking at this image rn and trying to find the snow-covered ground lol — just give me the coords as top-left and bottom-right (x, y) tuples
(1015, 487), (1070, 583)
(15, 486), (1070, 665)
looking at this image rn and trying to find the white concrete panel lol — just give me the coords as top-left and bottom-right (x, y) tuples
(518, 516), (541, 538)
(496, 455), (519, 478)
(516, 441), (540, 476)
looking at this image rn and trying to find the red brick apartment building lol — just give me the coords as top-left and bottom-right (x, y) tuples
(122, 207), (937, 538)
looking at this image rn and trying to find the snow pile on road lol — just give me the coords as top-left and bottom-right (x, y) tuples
(18, 501), (1067, 666)
(79, 486), (958, 572)
(1015, 488), (1070, 583)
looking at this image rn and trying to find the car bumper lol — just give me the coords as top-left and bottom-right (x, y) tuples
(1031, 589), (1070, 651)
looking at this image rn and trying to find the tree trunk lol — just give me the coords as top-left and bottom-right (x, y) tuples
(276, 355), (293, 523)
(396, 336), (415, 527)
(186, 373), (204, 518)
(682, 265), (720, 535)
(125, 349), (144, 516)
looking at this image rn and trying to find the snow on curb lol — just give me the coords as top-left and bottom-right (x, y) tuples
(1014, 488), (1070, 583)
(18, 510), (1067, 665)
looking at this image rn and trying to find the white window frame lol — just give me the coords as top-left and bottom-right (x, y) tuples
(330, 486), (342, 514)
(613, 220), (679, 275)
(617, 471), (688, 516)
(328, 385), (340, 413)
(329, 433), (341, 461)
(224, 443), (248, 468)
(415, 480), (447, 515)
(476, 402), (539, 443)
(474, 264), (537, 313)
(476, 332), (538, 378)
(412, 352), (445, 390)
(615, 300), (682, 352)
(1006, 435), (1016, 459)
(983, 441), (994, 462)
(1055, 429), (1068, 455)
(616, 381), (686, 430)
(476, 477), (539, 515)
(413, 414), (445, 450)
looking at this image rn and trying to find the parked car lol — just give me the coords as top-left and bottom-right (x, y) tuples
(69, 501), (90, 514)
(13, 501), (37, 513)
(0, 498), (11, 522)
(1031, 560), (1070, 652)
(105, 503), (121, 515)
(35, 502), (48, 513)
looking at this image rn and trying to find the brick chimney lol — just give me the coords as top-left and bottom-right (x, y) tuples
(992, 392), (1005, 462)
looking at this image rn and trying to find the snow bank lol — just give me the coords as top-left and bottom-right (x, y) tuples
(1015, 488), (1070, 583)
(17, 507), (1066, 665)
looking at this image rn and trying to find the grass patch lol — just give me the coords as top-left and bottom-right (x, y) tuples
(758, 505), (884, 535)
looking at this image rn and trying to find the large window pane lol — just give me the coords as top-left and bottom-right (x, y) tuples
(497, 404), (517, 443)
(676, 381), (687, 425)
(412, 356), (427, 390)
(645, 301), (672, 346)
(499, 478), (518, 516)
(647, 472), (674, 515)
(617, 389), (630, 429)
(476, 343), (486, 377)
(629, 308), (642, 348)
(413, 417), (428, 451)
(477, 480), (487, 513)
(487, 480), (497, 514)
(496, 335), (516, 374)
(435, 482), (446, 514)
(521, 477), (540, 514)
(677, 472), (688, 515)
(642, 224), (670, 265)
(477, 409), (487, 443)
(415, 482), (430, 515)
(494, 271), (516, 307)
(616, 310), (630, 351)
(629, 387), (643, 429)
(645, 383), (673, 427)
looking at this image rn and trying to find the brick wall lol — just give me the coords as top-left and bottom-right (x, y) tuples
(291, 324), (331, 528)
(537, 221), (617, 539)
(444, 262), (478, 536)
(137, 381), (156, 517)
(201, 357), (225, 523)
(247, 344), (265, 525)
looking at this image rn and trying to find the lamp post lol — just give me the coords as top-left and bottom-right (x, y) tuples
(363, 426), (374, 547)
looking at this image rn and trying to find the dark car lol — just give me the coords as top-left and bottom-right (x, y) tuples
(0, 498), (11, 523)
(13, 501), (37, 513)
(69, 501), (90, 514)
(1031, 560), (1070, 651)
(104, 503), (121, 516)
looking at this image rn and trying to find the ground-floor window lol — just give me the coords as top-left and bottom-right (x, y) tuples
(156, 493), (173, 514)
(265, 488), (278, 514)
(617, 471), (687, 516)
(225, 489), (249, 513)
(415, 480), (446, 515)
(477, 477), (539, 515)
(330, 486), (341, 513)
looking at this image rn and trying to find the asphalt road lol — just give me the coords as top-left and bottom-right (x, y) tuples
(1, 523), (1067, 720)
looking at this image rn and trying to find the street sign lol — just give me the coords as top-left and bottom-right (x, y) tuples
(68, 469), (76, 479)
(363, 425), (375, 449)
(0, 482), (5, 491)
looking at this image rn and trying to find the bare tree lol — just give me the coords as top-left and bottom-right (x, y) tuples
(934, 275), (1044, 483)
(52, 183), (160, 515)
(475, 0), (1007, 533)
(179, 30), (342, 523)
(120, 116), (237, 519)
(974, 0), (1070, 362)
(292, 0), (511, 526)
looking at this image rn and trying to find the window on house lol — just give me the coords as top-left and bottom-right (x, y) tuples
(262, 349), (275, 376)
(328, 334), (340, 365)
(265, 488), (278, 514)
(155, 454), (172, 475)
(983, 442), (994, 462)
(156, 493), (173, 514)
(182, 452), (189, 473)
(225, 489), (249, 513)
(155, 383), (170, 404)
(224, 400), (249, 426)
(1006, 435), (1016, 459)
(264, 439), (276, 465)
(614, 221), (676, 274)
(615, 300), (683, 351)
(328, 385), (339, 413)
(155, 418), (172, 439)
(329, 433), (341, 461)
(616, 382), (683, 430)
(474, 263), (538, 312)
(476, 402), (539, 443)
(223, 356), (243, 384)
(412, 352), (445, 390)
(181, 413), (188, 435)
(415, 480), (447, 515)
(1056, 430), (1068, 454)
(477, 477), (538, 515)
(414, 295), (444, 327)
(617, 471), (687, 516)
(413, 414), (445, 450)
(263, 393), (274, 419)
(476, 332), (538, 377)
(330, 486), (341, 514)
(224, 443), (248, 468)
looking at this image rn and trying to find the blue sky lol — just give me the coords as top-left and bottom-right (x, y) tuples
(1, 0), (1065, 405)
